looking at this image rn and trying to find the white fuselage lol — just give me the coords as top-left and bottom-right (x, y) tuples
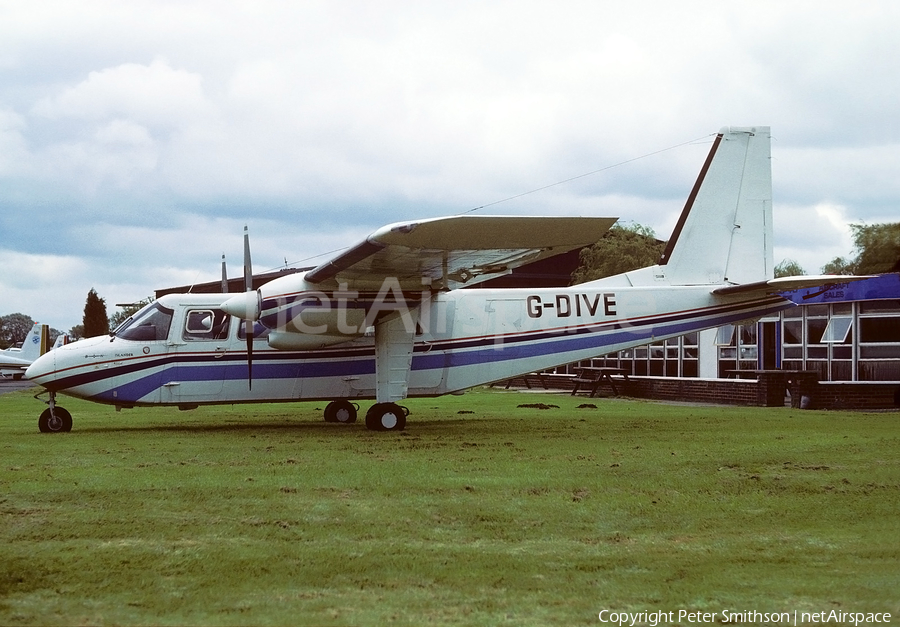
(26, 285), (791, 409)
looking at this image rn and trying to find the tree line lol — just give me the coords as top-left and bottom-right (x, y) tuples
(572, 221), (900, 284)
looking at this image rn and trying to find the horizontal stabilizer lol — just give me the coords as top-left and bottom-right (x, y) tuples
(713, 274), (875, 297)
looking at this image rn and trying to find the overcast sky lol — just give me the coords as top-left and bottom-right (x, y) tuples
(2, 1), (899, 332)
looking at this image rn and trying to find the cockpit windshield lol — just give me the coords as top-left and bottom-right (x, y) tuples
(112, 302), (174, 341)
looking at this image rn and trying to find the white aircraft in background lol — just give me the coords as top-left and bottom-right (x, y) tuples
(1, 323), (48, 379)
(26, 126), (857, 433)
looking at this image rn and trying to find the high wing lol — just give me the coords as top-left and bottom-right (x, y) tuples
(303, 215), (618, 290)
(712, 274), (875, 298)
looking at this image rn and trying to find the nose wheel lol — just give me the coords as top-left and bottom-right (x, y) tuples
(36, 391), (73, 433)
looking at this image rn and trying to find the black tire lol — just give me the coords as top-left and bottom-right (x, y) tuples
(38, 407), (73, 433)
(364, 403), (408, 432)
(324, 400), (358, 424)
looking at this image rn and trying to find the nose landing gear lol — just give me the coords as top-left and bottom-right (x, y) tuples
(36, 391), (73, 433)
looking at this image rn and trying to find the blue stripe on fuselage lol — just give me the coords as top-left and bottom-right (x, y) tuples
(413, 296), (790, 369)
(61, 296), (789, 403)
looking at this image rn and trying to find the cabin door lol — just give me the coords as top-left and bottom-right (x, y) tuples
(164, 308), (230, 404)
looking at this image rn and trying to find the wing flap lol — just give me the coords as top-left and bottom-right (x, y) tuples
(306, 215), (617, 289)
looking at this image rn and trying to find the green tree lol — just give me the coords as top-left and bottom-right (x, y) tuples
(570, 222), (665, 284)
(821, 222), (900, 275)
(0, 313), (36, 349)
(83, 289), (110, 338)
(774, 259), (805, 278)
(109, 297), (154, 331)
(47, 327), (63, 346)
(821, 256), (856, 276)
(850, 222), (900, 273)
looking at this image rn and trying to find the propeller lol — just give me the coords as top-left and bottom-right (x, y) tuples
(221, 254), (228, 293)
(243, 226), (254, 390)
(220, 226), (262, 389)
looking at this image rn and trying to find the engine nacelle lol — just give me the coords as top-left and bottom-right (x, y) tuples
(286, 307), (368, 335)
(267, 330), (361, 351)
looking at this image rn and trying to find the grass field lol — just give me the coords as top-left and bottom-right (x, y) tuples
(1, 386), (899, 626)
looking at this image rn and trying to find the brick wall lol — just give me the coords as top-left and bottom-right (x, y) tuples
(620, 376), (761, 406)
(812, 382), (900, 410)
(536, 374), (900, 410)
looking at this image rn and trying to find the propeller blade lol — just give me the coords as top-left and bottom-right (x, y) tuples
(243, 225), (253, 390)
(246, 319), (253, 391)
(243, 225), (252, 293)
(221, 254), (228, 293)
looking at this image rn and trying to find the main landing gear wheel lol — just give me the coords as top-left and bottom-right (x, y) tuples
(365, 402), (409, 432)
(38, 407), (73, 433)
(323, 400), (358, 424)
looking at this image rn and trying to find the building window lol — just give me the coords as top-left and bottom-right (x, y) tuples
(547, 296), (900, 383)
(716, 322), (757, 375)
(857, 299), (900, 380)
(821, 316), (853, 343)
(716, 325), (735, 346)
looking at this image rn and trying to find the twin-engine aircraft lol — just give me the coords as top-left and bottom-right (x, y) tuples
(26, 126), (846, 433)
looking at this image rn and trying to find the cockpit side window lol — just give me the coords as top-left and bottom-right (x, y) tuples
(183, 309), (230, 341)
(114, 302), (174, 342)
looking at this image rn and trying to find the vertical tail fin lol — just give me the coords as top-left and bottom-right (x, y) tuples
(585, 126), (773, 289)
(17, 323), (48, 361)
(660, 126), (773, 285)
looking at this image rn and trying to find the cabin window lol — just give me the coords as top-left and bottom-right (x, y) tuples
(114, 302), (174, 342)
(183, 309), (230, 341)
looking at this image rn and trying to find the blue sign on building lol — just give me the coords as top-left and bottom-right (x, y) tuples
(780, 273), (900, 305)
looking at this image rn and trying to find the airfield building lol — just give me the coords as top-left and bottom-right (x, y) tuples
(555, 273), (900, 409)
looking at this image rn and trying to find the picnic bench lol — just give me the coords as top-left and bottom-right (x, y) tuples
(494, 372), (549, 390)
(570, 367), (630, 397)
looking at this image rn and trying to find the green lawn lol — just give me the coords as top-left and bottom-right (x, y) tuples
(1, 387), (898, 625)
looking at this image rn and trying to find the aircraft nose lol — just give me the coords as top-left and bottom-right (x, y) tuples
(25, 350), (55, 385)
